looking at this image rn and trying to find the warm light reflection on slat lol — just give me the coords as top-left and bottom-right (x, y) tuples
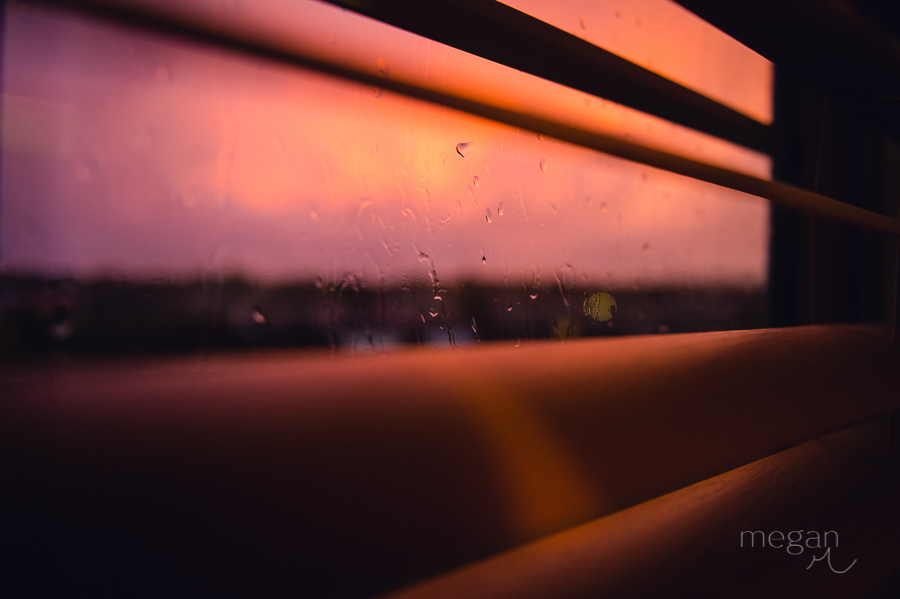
(50, 0), (772, 177)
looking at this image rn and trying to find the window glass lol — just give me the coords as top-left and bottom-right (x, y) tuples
(0, 1), (770, 355)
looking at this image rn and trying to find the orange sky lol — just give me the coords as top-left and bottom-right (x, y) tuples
(1, 0), (771, 289)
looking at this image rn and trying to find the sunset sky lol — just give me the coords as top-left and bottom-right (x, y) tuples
(1, 0), (772, 289)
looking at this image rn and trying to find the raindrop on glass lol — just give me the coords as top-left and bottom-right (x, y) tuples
(429, 309), (439, 318)
(485, 207), (492, 224)
(473, 175), (481, 187)
(540, 158), (548, 171)
(250, 309), (266, 325)
(579, 15), (587, 29)
(498, 202), (504, 216)
(376, 57), (389, 76)
(456, 141), (475, 158)
(373, 87), (383, 99)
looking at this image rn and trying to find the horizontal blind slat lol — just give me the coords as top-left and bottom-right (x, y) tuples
(27, 0), (900, 236)
(3, 326), (899, 595)
(321, 0), (775, 154)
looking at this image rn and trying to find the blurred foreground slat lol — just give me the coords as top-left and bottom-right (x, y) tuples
(385, 417), (900, 599)
(2, 325), (899, 596)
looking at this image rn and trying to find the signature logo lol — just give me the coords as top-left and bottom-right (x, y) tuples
(741, 530), (857, 573)
(806, 547), (857, 573)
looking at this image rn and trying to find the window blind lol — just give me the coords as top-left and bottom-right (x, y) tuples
(2, 0), (900, 597)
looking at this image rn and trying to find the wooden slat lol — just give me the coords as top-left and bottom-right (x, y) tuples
(2, 325), (899, 596)
(384, 417), (900, 599)
(675, 0), (900, 142)
(24, 0), (900, 236)
(23, 0), (900, 237)
(321, 0), (774, 154)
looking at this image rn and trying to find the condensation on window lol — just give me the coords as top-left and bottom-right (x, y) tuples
(0, 1), (770, 356)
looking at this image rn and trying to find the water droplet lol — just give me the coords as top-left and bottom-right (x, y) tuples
(373, 87), (383, 99)
(600, 202), (607, 213)
(485, 207), (492, 224)
(429, 309), (439, 318)
(579, 15), (587, 29)
(309, 209), (319, 222)
(514, 339), (521, 347)
(434, 295), (442, 301)
(473, 175), (481, 187)
(315, 277), (325, 289)
(155, 65), (171, 82)
(643, 242), (651, 254)
(551, 203), (557, 216)
(507, 303), (513, 312)
(456, 141), (475, 157)
(482, 252), (487, 265)
(540, 158), (548, 171)
(537, 133), (544, 140)
(440, 214), (451, 223)
(376, 57), (389, 76)
(498, 202), (504, 216)
(471, 317), (478, 333)
(74, 162), (95, 183)
(529, 293), (538, 300)
(420, 313), (426, 323)
(250, 309), (266, 324)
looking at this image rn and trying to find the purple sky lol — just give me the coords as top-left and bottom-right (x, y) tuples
(1, 0), (771, 290)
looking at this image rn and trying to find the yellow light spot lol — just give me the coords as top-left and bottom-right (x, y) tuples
(584, 292), (617, 321)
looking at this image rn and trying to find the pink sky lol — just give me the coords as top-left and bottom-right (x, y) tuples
(1, 0), (771, 289)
